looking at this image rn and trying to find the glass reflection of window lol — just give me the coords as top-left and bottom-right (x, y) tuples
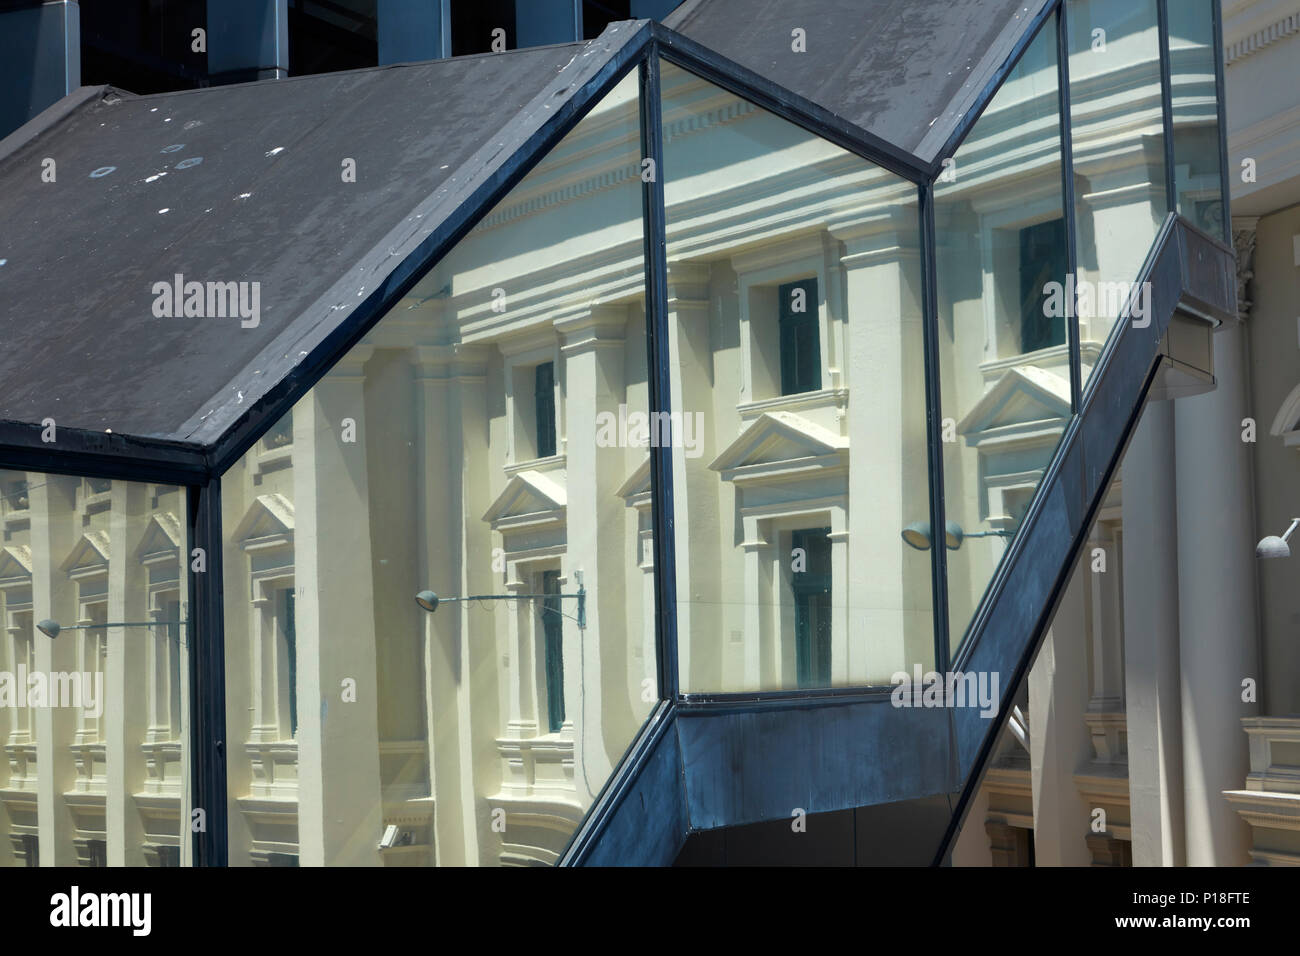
(662, 59), (933, 694)
(935, 19), (1068, 657)
(148, 594), (183, 742)
(1019, 218), (1069, 353)
(1166, 0), (1226, 242)
(540, 570), (565, 733)
(778, 279), (821, 396)
(77, 601), (108, 744)
(277, 588), (297, 739)
(220, 68), (650, 866)
(535, 362), (557, 459)
(1067, 0), (1169, 387)
(791, 528), (832, 689)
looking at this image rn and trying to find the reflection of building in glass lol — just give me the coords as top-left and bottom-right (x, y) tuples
(3, 0), (1289, 871)
(0, 477), (187, 866)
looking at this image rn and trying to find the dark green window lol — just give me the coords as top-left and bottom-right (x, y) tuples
(281, 588), (298, 738)
(791, 527), (832, 688)
(778, 278), (821, 396)
(535, 361), (556, 458)
(541, 570), (565, 733)
(1018, 218), (1068, 353)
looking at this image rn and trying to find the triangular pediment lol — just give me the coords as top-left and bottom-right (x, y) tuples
(483, 471), (567, 527)
(134, 512), (182, 563)
(709, 411), (847, 479)
(60, 530), (111, 575)
(958, 366), (1071, 438)
(615, 457), (651, 502)
(231, 494), (295, 546)
(0, 545), (32, 580)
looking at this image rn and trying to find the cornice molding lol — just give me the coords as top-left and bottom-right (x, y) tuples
(1226, 8), (1300, 65)
(477, 98), (757, 233)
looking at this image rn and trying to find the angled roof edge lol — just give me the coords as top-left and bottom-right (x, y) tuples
(0, 85), (127, 166)
(195, 20), (656, 468)
(920, 0), (1059, 171)
(666, 0), (1061, 177)
(0, 5), (1064, 482)
(650, 21), (929, 185)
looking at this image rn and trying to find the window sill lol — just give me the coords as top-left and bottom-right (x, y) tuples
(504, 452), (566, 477)
(737, 387), (848, 421)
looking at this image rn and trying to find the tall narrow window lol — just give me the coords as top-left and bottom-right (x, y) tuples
(791, 528), (832, 688)
(778, 278), (821, 395)
(278, 588), (298, 739)
(540, 570), (564, 733)
(19, 835), (37, 867)
(534, 361), (557, 459)
(1018, 218), (1068, 353)
(165, 598), (182, 733)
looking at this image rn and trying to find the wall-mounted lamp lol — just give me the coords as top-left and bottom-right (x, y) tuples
(36, 619), (186, 639)
(415, 571), (586, 628)
(1256, 518), (1299, 559)
(900, 520), (1014, 552)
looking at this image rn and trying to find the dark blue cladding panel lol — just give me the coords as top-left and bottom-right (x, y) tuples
(579, 715), (689, 866)
(678, 697), (953, 831)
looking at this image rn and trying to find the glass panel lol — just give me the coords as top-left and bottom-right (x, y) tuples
(0, 472), (190, 867)
(1067, 0), (1169, 387)
(934, 20), (1069, 657)
(1167, 0), (1227, 242)
(220, 69), (653, 866)
(661, 60), (934, 694)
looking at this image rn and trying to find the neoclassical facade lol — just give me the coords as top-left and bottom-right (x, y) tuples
(0, 0), (1253, 868)
(955, 0), (1300, 868)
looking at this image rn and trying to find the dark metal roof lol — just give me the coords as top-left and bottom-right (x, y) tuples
(666, 0), (1053, 166)
(0, 24), (646, 447)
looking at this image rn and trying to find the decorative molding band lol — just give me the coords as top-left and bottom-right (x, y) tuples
(1226, 12), (1300, 65)
(477, 99), (757, 233)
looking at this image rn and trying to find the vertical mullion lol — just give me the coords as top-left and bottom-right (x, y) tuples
(187, 477), (227, 866)
(639, 49), (679, 701)
(919, 183), (951, 676)
(1057, 5), (1082, 413)
(1212, 0), (1232, 244)
(1158, 0), (1179, 215)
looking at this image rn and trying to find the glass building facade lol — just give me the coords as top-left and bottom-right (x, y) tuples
(0, 0), (1232, 865)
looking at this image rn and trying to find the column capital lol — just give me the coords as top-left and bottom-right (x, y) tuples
(556, 306), (627, 354)
(408, 343), (490, 380)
